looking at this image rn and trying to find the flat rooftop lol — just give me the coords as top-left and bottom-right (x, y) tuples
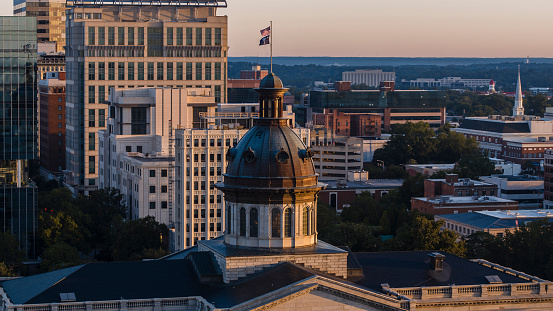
(414, 196), (517, 204)
(437, 210), (553, 229)
(323, 179), (404, 190)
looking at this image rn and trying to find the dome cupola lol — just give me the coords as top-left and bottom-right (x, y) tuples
(216, 73), (325, 249)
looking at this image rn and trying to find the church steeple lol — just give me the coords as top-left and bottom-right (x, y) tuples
(513, 66), (524, 116)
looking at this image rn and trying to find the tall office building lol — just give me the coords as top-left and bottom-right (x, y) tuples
(65, 0), (228, 193)
(0, 17), (38, 259)
(13, 0), (66, 52)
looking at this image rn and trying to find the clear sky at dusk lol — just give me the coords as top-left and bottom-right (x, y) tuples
(1, 0), (551, 57)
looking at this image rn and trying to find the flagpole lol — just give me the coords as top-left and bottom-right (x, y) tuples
(270, 20), (273, 73)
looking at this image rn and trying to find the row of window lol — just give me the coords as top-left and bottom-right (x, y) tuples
(186, 195), (222, 205)
(187, 222), (222, 233)
(87, 108), (106, 128)
(86, 46), (222, 58)
(227, 207), (313, 238)
(149, 201), (168, 209)
(187, 137), (237, 148)
(88, 26), (222, 47)
(86, 62), (222, 83)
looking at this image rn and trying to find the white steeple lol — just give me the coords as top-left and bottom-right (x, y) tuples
(513, 65), (524, 116)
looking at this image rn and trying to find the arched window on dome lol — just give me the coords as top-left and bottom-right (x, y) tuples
(250, 208), (259, 237)
(240, 207), (246, 237)
(271, 208), (281, 238)
(302, 207), (309, 236)
(226, 205), (232, 234)
(284, 208), (292, 237)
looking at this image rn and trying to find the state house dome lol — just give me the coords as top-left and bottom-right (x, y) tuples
(216, 72), (325, 249)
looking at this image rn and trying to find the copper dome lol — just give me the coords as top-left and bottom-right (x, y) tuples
(222, 119), (317, 189)
(258, 72), (284, 89)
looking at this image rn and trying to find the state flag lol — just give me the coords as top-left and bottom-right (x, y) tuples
(259, 35), (270, 46)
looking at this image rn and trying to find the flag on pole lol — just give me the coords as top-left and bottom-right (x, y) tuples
(259, 35), (270, 46)
(260, 26), (271, 37)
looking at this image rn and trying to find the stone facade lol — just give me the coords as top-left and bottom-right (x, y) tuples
(198, 241), (348, 283)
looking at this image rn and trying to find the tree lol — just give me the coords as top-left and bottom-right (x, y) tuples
(322, 223), (380, 252)
(373, 122), (437, 165)
(317, 202), (339, 240)
(453, 150), (495, 179)
(41, 242), (81, 272)
(78, 188), (126, 260)
(434, 124), (479, 163)
(340, 192), (380, 225)
(112, 216), (169, 261)
(394, 216), (466, 257)
(0, 262), (16, 277)
(0, 232), (25, 266)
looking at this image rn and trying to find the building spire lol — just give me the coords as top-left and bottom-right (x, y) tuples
(513, 65), (524, 116)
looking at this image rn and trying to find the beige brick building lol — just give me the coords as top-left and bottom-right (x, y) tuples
(65, 1), (228, 193)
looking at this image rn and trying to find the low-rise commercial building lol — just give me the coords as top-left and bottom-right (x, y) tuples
(481, 175), (544, 209)
(411, 196), (519, 216)
(311, 130), (363, 180)
(313, 110), (381, 137)
(436, 209), (553, 237)
(424, 174), (498, 198)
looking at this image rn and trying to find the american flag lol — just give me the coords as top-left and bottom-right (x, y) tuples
(260, 26), (271, 37)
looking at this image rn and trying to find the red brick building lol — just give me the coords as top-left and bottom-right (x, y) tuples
(240, 65), (268, 80)
(313, 110), (381, 137)
(411, 196), (518, 216)
(39, 72), (66, 173)
(424, 174), (498, 198)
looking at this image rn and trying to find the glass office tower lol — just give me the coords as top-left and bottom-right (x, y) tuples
(0, 17), (38, 259)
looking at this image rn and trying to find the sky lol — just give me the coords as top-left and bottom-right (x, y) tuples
(2, 0), (552, 57)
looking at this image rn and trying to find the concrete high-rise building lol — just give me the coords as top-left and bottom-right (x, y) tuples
(0, 17), (38, 259)
(341, 69), (395, 87)
(98, 87), (216, 228)
(39, 71), (66, 174)
(13, 0), (66, 52)
(65, 0), (228, 193)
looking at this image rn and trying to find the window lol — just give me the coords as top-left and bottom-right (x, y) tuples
(98, 27), (105, 45)
(88, 86), (95, 104)
(161, 201), (168, 209)
(98, 62), (105, 80)
(147, 27), (163, 57)
(214, 28), (221, 45)
(138, 27), (144, 45)
(215, 62), (221, 80)
(98, 86), (105, 104)
(214, 85), (221, 103)
(150, 186), (155, 193)
(118, 27), (124, 45)
(250, 208), (258, 237)
(128, 27), (134, 45)
(150, 170), (155, 177)
(128, 62), (134, 80)
(205, 63), (211, 80)
(108, 62), (115, 80)
(138, 62), (144, 80)
(161, 169), (168, 177)
(161, 185), (167, 193)
(88, 62), (95, 80)
(240, 207), (246, 236)
(205, 28), (211, 45)
(176, 27), (183, 45)
(167, 27), (173, 45)
(157, 62), (164, 80)
(149, 202), (155, 209)
(88, 109), (95, 127)
(284, 209), (292, 237)
(98, 109), (105, 127)
(195, 28), (202, 45)
(226, 206), (232, 234)
(108, 27), (115, 45)
(186, 62), (192, 80)
(186, 28), (192, 45)
(271, 209), (281, 237)
(126, 146), (131, 152)
(302, 207), (309, 235)
(176, 62), (183, 80)
(89, 156), (95, 174)
(195, 62), (202, 80)
(148, 62), (154, 80)
(137, 146), (142, 153)
(167, 62), (173, 80)
(118, 62), (125, 80)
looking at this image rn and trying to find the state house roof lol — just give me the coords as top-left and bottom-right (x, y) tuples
(353, 251), (532, 291)
(1, 259), (315, 308)
(459, 118), (530, 133)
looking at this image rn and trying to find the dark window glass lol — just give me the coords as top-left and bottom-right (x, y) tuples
(250, 208), (258, 237)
